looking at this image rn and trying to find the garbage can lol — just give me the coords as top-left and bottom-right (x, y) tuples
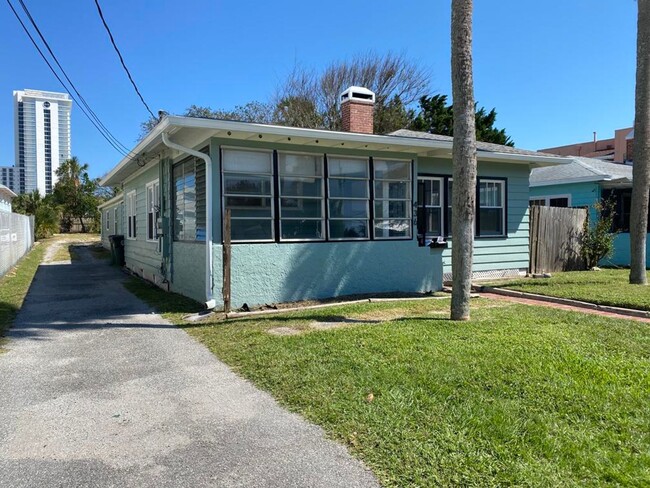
(109, 235), (125, 266)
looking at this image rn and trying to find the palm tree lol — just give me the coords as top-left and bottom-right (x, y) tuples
(450, 0), (478, 320)
(630, 0), (650, 284)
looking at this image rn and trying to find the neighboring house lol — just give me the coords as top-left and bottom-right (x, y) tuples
(100, 86), (566, 308)
(0, 184), (16, 213)
(530, 156), (649, 267)
(540, 127), (634, 163)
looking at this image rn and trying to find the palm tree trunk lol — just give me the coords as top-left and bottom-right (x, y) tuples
(450, 0), (477, 320)
(630, 0), (650, 284)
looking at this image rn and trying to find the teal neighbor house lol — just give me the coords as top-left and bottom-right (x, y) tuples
(530, 156), (650, 267)
(100, 87), (565, 308)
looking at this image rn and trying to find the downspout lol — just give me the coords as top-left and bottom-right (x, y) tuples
(161, 133), (216, 309)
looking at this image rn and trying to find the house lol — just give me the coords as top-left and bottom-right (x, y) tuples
(0, 184), (16, 213)
(99, 87), (566, 308)
(530, 156), (649, 267)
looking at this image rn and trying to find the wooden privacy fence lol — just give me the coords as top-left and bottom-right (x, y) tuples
(529, 205), (588, 274)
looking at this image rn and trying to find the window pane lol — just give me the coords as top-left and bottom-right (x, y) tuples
(374, 160), (410, 180)
(281, 198), (322, 218)
(374, 219), (411, 238)
(224, 175), (272, 195)
(279, 153), (322, 177)
(280, 177), (322, 197)
(223, 149), (272, 173)
(328, 158), (368, 178)
(417, 207), (442, 236)
(375, 181), (410, 200)
(549, 197), (568, 207)
(375, 200), (408, 219)
(329, 179), (368, 198)
(479, 208), (503, 236)
(329, 219), (368, 239)
(480, 181), (502, 207)
(225, 196), (273, 218)
(281, 220), (324, 240)
(329, 200), (368, 218)
(231, 219), (273, 241)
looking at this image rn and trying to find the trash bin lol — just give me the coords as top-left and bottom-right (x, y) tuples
(109, 235), (125, 266)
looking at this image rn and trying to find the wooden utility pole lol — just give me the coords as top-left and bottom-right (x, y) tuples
(223, 209), (232, 313)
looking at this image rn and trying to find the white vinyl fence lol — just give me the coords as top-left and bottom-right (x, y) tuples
(0, 211), (35, 278)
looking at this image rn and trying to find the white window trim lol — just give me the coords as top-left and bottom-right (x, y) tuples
(373, 160), (412, 240)
(105, 210), (110, 231)
(146, 179), (160, 242)
(113, 207), (118, 236)
(222, 148), (275, 243)
(529, 194), (572, 207)
(478, 179), (506, 237)
(278, 151), (325, 242)
(418, 176), (444, 239)
(327, 156), (370, 241)
(126, 190), (137, 240)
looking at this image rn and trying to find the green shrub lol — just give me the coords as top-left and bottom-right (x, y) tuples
(581, 198), (617, 268)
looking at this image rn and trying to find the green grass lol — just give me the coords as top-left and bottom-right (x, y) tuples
(0, 241), (48, 349)
(489, 269), (650, 311)
(125, 280), (650, 487)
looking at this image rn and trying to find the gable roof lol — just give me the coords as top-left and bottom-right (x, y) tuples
(0, 184), (16, 201)
(530, 156), (633, 187)
(101, 117), (568, 187)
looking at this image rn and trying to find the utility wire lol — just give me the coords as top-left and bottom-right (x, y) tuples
(16, 0), (136, 157)
(93, 0), (157, 120)
(5, 0), (131, 158)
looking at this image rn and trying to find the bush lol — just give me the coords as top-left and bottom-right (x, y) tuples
(34, 204), (60, 239)
(581, 198), (617, 268)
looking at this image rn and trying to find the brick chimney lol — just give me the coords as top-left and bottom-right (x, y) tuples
(340, 86), (375, 134)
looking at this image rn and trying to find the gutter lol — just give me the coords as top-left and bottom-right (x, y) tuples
(161, 133), (216, 309)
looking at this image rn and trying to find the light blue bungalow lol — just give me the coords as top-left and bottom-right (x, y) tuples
(100, 89), (565, 308)
(530, 156), (649, 268)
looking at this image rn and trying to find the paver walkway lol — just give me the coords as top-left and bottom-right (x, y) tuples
(0, 243), (379, 488)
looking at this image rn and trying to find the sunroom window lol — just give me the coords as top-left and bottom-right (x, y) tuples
(478, 179), (505, 236)
(373, 160), (411, 239)
(279, 152), (324, 241)
(417, 177), (443, 240)
(222, 148), (274, 242)
(327, 157), (369, 240)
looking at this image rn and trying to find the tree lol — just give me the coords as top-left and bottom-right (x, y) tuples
(12, 190), (60, 239)
(582, 198), (617, 269)
(410, 94), (514, 146)
(52, 157), (100, 233)
(275, 52), (429, 134)
(630, 0), (650, 284)
(450, 0), (477, 321)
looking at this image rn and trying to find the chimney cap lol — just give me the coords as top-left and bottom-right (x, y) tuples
(340, 86), (375, 104)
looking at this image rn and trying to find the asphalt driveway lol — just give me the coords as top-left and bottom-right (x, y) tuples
(0, 243), (379, 488)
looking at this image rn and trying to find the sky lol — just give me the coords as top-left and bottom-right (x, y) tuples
(0, 0), (639, 179)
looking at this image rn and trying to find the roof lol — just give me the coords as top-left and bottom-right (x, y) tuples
(0, 184), (16, 201)
(98, 193), (124, 209)
(101, 116), (568, 187)
(530, 156), (633, 187)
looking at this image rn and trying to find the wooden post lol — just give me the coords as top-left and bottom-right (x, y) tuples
(223, 209), (232, 313)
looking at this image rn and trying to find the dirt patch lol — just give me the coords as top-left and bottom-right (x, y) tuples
(350, 309), (407, 322)
(267, 327), (302, 336)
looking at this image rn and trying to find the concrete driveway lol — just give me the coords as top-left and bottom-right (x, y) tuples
(0, 243), (379, 488)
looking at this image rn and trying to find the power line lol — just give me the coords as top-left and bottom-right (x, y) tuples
(93, 0), (156, 120)
(5, 0), (132, 158)
(15, 0), (135, 157)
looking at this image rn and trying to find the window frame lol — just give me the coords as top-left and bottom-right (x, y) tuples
(416, 176), (444, 241)
(221, 146), (275, 243)
(372, 158), (413, 240)
(126, 190), (137, 240)
(146, 179), (160, 242)
(113, 207), (118, 235)
(105, 210), (110, 232)
(528, 194), (572, 207)
(278, 150), (325, 242)
(173, 154), (207, 243)
(476, 178), (507, 238)
(327, 155), (371, 241)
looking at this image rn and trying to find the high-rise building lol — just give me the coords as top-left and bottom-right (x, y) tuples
(14, 89), (71, 195)
(0, 165), (17, 192)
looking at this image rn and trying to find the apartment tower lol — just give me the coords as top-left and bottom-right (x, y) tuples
(14, 89), (71, 195)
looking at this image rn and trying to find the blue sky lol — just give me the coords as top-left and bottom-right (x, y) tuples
(0, 0), (638, 179)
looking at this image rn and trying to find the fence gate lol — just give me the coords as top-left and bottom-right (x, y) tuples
(529, 205), (588, 274)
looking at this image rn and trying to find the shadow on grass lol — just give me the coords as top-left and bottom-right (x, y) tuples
(123, 278), (204, 316)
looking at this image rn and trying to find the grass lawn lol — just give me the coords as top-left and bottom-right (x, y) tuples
(488, 269), (650, 311)
(126, 279), (650, 487)
(0, 240), (48, 348)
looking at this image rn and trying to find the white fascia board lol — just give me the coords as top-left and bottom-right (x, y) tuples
(529, 175), (607, 187)
(98, 193), (124, 209)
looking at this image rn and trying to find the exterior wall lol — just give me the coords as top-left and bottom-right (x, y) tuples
(0, 197), (11, 213)
(530, 181), (650, 268)
(419, 157), (532, 278)
(122, 164), (164, 285)
(99, 199), (124, 249)
(170, 242), (205, 302)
